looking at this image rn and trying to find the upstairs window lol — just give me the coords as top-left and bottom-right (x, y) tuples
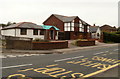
(20, 28), (27, 35)
(64, 23), (72, 31)
(33, 29), (38, 35)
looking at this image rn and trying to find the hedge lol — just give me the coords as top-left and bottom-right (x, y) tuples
(103, 32), (120, 43)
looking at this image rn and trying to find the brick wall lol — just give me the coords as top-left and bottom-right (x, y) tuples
(76, 40), (95, 46)
(5, 36), (68, 50)
(32, 41), (68, 50)
(6, 40), (32, 50)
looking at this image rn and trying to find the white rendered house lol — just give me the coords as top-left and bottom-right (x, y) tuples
(89, 26), (101, 39)
(1, 22), (59, 40)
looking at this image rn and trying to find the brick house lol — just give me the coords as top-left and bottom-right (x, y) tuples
(100, 25), (117, 32)
(43, 14), (90, 40)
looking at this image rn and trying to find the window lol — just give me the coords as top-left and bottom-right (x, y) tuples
(71, 23), (74, 26)
(64, 23), (73, 31)
(20, 28), (27, 35)
(40, 30), (45, 35)
(64, 23), (68, 26)
(71, 26), (74, 31)
(97, 33), (99, 37)
(33, 29), (38, 35)
(71, 22), (74, 31)
(79, 24), (82, 32)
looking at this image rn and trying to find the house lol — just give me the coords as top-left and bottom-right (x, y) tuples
(1, 22), (59, 40)
(0, 25), (2, 35)
(100, 25), (117, 32)
(89, 25), (101, 39)
(43, 14), (90, 40)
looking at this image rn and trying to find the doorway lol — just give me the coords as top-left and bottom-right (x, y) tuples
(50, 30), (54, 40)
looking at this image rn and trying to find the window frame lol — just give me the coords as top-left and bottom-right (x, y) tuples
(33, 29), (38, 35)
(40, 30), (45, 35)
(20, 28), (27, 35)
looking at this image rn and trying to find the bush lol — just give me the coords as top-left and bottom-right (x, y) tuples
(33, 38), (50, 42)
(116, 31), (120, 34)
(103, 32), (120, 43)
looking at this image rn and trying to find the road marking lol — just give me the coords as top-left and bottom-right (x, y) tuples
(18, 68), (34, 72)
(7, 55), (17, 58)
(0, 55), (7, 58)
(1, 54), (45, 59)
(19, 54), (32, 57)
(54, 56), (84, 62)
(105, 51), (109, 53)
(93, 52), (104, 55)
(1, 64), (33, 69)
(46, 64), (58, 67)
(82, 63), (119, 78)
(114, 49), (118, 51)
(102, 54), (107, 56)
(109, 53), (113, 54)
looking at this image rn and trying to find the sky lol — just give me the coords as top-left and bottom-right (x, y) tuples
(0, 0), (119, 27)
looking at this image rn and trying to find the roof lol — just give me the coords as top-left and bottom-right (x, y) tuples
(2, 22), (43, 30)
(52, 14), (90, 26)
(53, 14), (77, 22)
(89, 26), (99, 33)
(41, 25), (59, 30)
(101, 25), (116, 29)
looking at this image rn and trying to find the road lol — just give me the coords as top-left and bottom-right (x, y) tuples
(1, 45), (119, 79)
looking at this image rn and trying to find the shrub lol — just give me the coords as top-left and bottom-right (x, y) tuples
(116, 31), (120, 34)
(103, 32), (120, 43)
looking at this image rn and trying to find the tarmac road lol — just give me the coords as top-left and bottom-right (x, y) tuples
(1, 44), (119, 79)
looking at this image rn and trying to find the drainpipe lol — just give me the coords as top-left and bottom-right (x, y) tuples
(45, 29), (47, 40)
(15, 28), (16, 37)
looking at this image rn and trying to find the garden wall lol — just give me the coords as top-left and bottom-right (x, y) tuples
(5, 36), (32, 50)
(32, 41), (68, 50)
(76, 40), (95, 46)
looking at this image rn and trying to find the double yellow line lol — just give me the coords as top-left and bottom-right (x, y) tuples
(82, 63), (119, 78)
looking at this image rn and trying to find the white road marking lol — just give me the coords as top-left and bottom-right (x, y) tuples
(7, 55), (17, 58)
(30, 54), (39, 56)
(113, 49), (118, 51)
(105, 51), (109, 53)
(17, 54), (30, 57)
(54, 56), (84, 62)
(1, 64), (33, 69)
(0, 55), (7, 58)
(1, 54), (45, 59)
(93, 52), (104, 55)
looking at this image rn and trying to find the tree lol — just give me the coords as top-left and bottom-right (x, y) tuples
(0, 22), (16, 27)
(117, 27), (120, 31)
(6, 22), (16, 26)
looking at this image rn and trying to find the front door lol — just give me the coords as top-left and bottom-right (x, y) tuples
(50, 30), (54, 40)
(65, 32), (70, 40)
